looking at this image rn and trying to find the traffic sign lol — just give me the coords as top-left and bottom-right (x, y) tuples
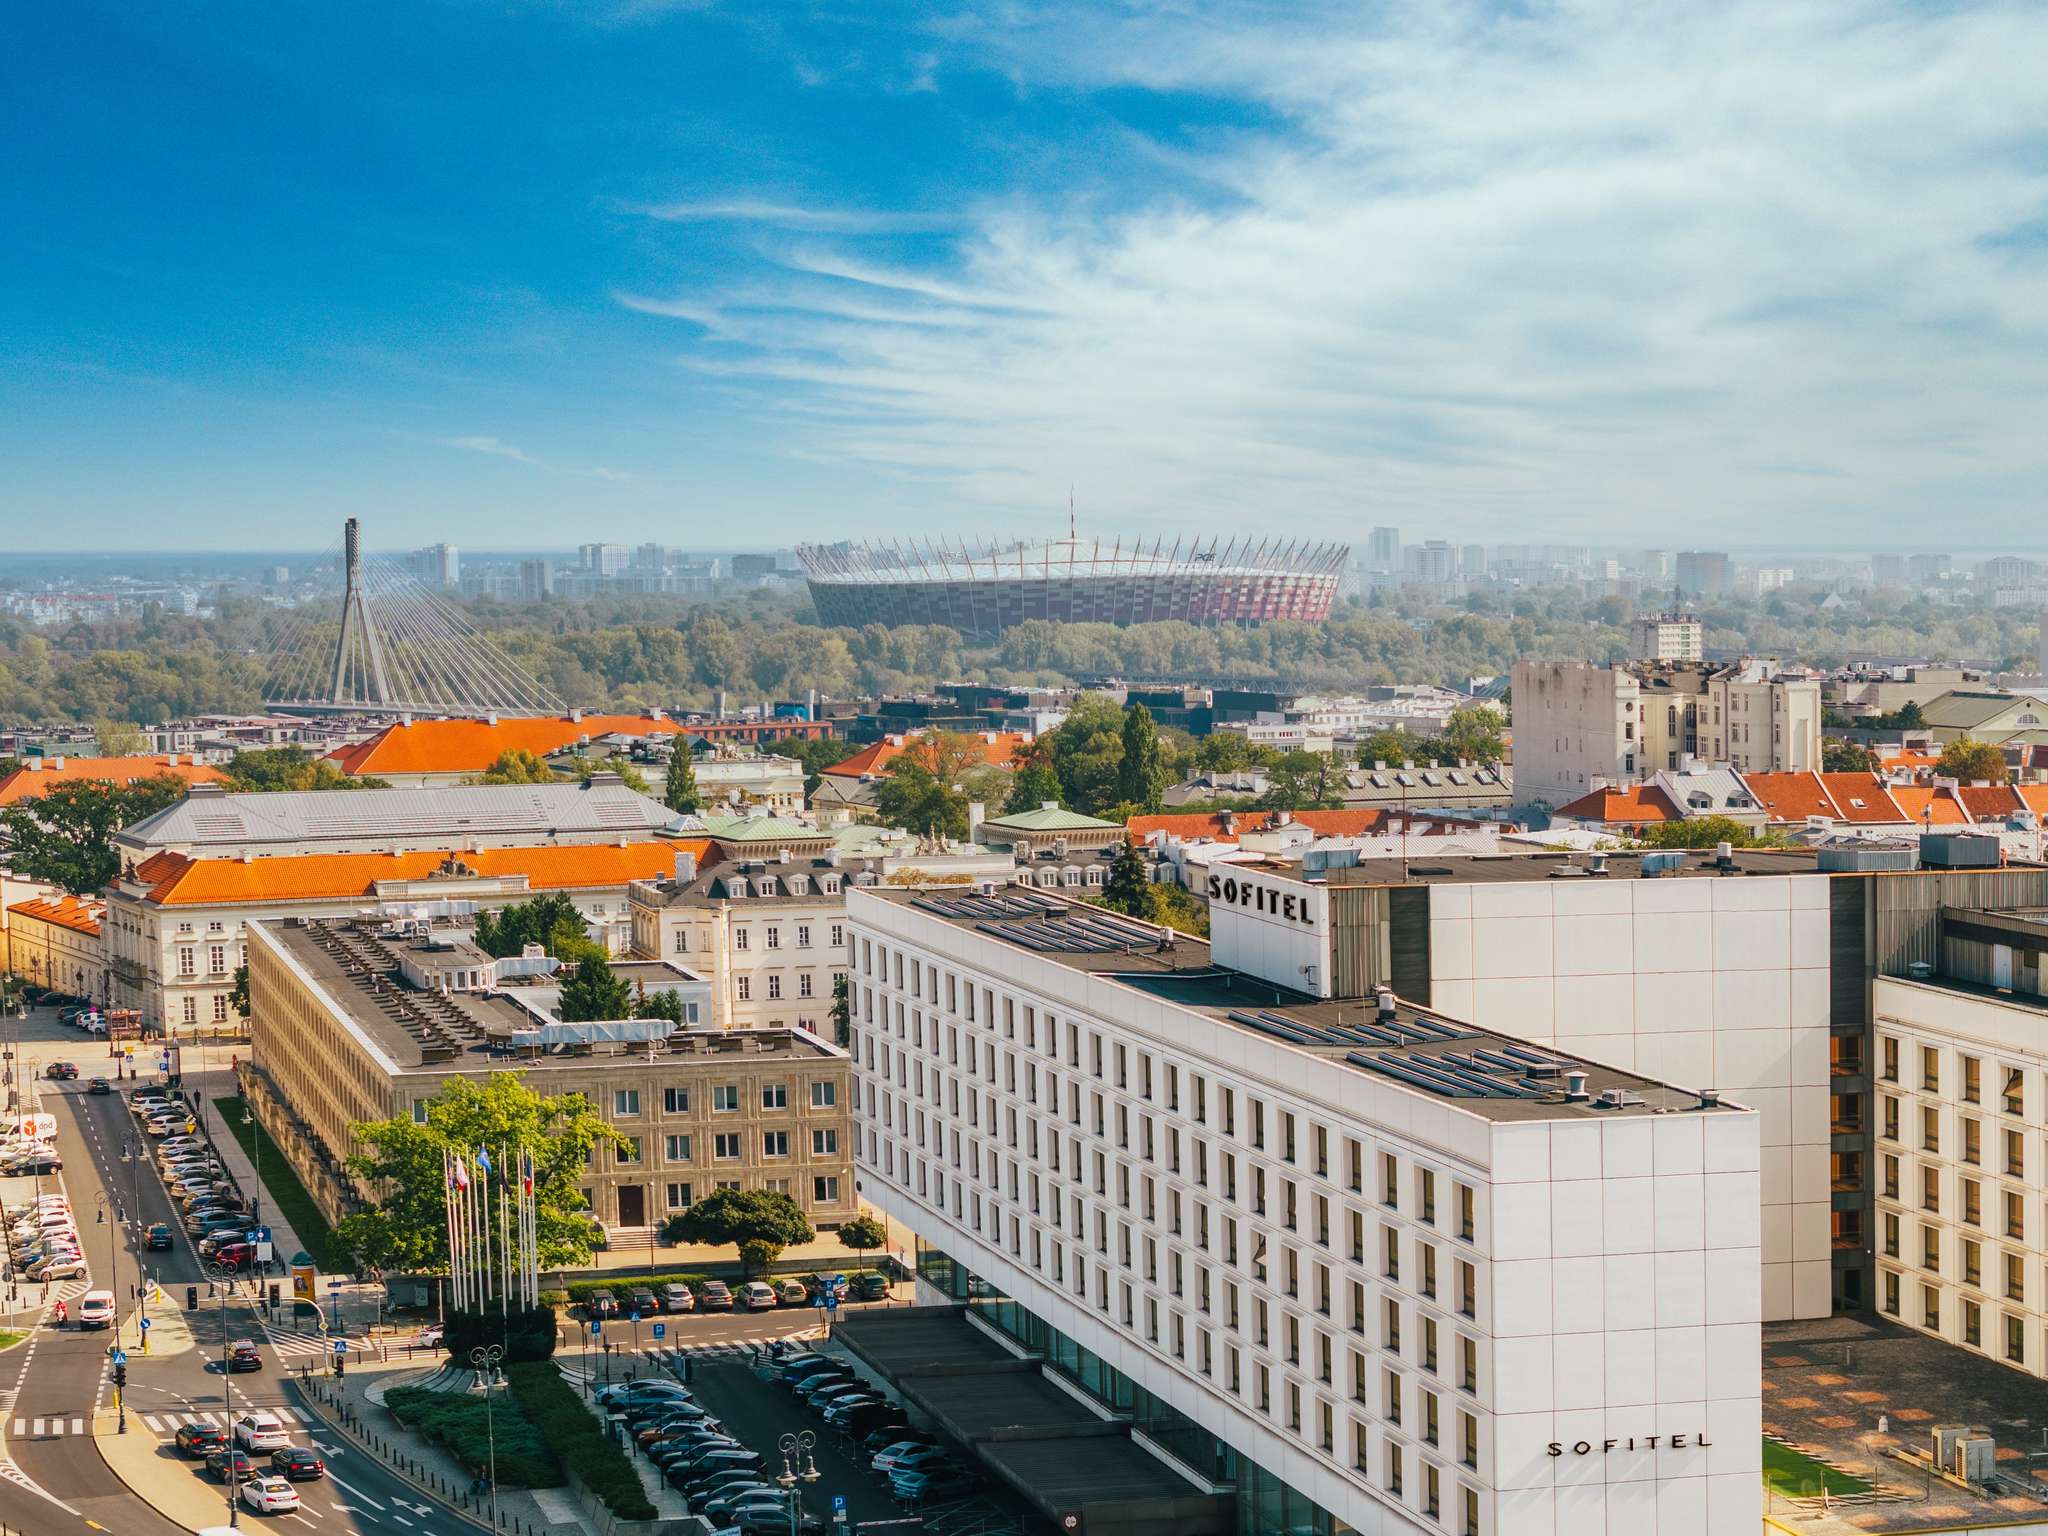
(139, 1317), (151, 1331)
(650, 1322), (665, 1340)
(824, 1293), (838, 1312)
(590, 1319), (602, 1336)
(109, 1348), (127, 1366)
(629, 1310), (640, 1323)
(833, 1495), (846, 1512)
(332, 1339), (347, 1355)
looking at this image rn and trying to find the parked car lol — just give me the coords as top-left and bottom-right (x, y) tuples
(837, 1403), (908, 1440)
(239, 1475), (301, 1513)
(627, 1287), (657, 1317)
(777, 1354), (838, 1385)
(697, 1280), (733, 1311)
(271, 1447), (326, 1480)
(175, 1422), (228, 1457)
(28, 1257), (86, 1281)
(891, 1465), (977, 1502)
(850, 1272), (892, 1302)
(773, 1278), (809, 1305)
(586, 1289), (619, 1318)
(737, 1281), (777, 1311)
(822, 1395), (886, 1427)
(686, 1472), (771, 1509)
(875, 1444), (954, 1477)
(661, 1282), (696, 1313)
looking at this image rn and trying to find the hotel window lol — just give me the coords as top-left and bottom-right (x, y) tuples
(1920, 1167), (1940, 1213)
(1882, 1154), (1900, 1199)
(813, 1176), (840, 1203)
(1880, 1036), (1898, 1082)
(1382, 1154), (1400, 1208)
(1963, 1178), (1982, 1226)
(812, 1129), (838, 1156)
(1921, 1106), (1939, 1154)
(1457, 1182), (1474, 1241)
(1457, 1261), (1477, 1319)
(763, 1131), (790, 1158)
(1882, 1270), (1900, 1316)
(2007, 1251), (2026, 1302)
(2006, 1129), (2025, 1178)
(1425, 1464), (1441, 1520)
(613, 1089), (641, 1117)
(1882, 1213), (1899, 1258)
(1463, 1486), (1481, 1536)
(762, 1083), (788, 1110)
(2003, 1067), (2026, 1118)
(1964, 1238), (1983, 1288)
(1882, 1096), (1899, 1141)
(713, 1085), (739, 1112)
(1460, 1411), (1479, 1469)
(665, 1183), (692, 1210)
(1922, 1285), (1940, 1330)
(714, 1134), (740, 1159)
(1921, 1225), (1940, 1272)
(1963, 1299), (1982, 1347)
(2006, 1314), (2027, 1365)
(1459, 1336), (1477, 1393)
(664, 1135), (692, 1162)
(2005, 1189), (2026, 1239)
(617, 1136), (642, 1165)
(811, 1081), (836, 1109)
(663, 1087), (690, 1114)
(1921, 1046), (1940, 1092)
(1384, 1298), (1402, 1353)
(1962, 1118), (1982, 1166)
(1383, 1370), (1403, 1425)
(1418, 1169), (1437, 1225)
(1386, 1442), (1404, 1497)
(1962, 1054), (1981, 1102)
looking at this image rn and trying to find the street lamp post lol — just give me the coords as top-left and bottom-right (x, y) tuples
(470, 1344), (505, 1531)
(243, 1104), (262, 1226)
(203, 1259), (243, 1529)
(94, 1192), (125, 1435)
(777, 1429), (820, 1536)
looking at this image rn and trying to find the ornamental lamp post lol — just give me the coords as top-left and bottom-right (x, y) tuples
(777, 1429), (820, 1536)
(470, 1343), (505, 1530)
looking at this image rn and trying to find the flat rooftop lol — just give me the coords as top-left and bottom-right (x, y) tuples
(1250, 846), (1825, 884)
(265, 918), (837, 1072)
(870, 888), (1740, 1122)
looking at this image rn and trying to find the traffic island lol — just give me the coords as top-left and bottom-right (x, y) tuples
(92, 1405), (252, 1534)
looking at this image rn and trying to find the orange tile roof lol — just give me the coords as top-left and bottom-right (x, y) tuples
(128, 838), (714, 907)
(2019, 784), (2048, 818)
(324, 716), (689, 777)
(1880, 749), (1940, 772)
(0, 755), (228, 805)
(821, 733), (1033, 779)
(1742, 772), (1841, 823)
(1957, 785), (2024, 822)
(1816, 773), (1909, 824)
(1549, 785), (1684, 825)
(1125, 808), (1492, 843)
(7, 894), (104, 936)
(1889, 785), (1972, 827)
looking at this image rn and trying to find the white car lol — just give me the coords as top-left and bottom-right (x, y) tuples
(239, 1475), (301, 1513)
(29, 1257), (87, 1281)
(76, 1290), (117, 1329)
(233, 1412), (290, 1451)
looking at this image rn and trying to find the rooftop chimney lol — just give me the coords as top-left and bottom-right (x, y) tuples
(673, 851), (698, 885)
(1563, 1070), (1591, 1103)
(1375, 986), (1396, 1024)
(569, 707), (583, 724)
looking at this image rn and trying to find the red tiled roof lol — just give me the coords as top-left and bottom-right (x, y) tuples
(1741, 772), (1841, 823)
(821, 733), (1033, 779)
(1815, 773), (1909, 824)
(1889, 786), (1972, 827)
(7, 894), (103, 936)
(0, 756), (228, 805)
(324, 715), (688, 776)
(126, 839), (715, 907)
(1957, 785), (2024, 822)
(1549, 785), (1684, 825)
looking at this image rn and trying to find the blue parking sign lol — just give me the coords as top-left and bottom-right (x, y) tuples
(833, 1495), (846, 1511)
(590, 1319), (602, 1336)
(650, 1322), (665, 1340)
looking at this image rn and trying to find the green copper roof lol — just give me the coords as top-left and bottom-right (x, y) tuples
(981, 805), (1119, 832)
(702, 814), (831, 843)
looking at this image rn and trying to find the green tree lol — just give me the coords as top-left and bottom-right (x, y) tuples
(663, 750), (701, 813)
(92, 718), (148, 756)
(737, 1238), (781, 1276)
(557, 952), (633, 1022)
(1193, 733), (1271, 774)
(474, 749), (558, 785)
(334, 1072), (623, 1273)
(224, 745), (384, 792)
(1116, 703), (1168, 810)
(473, 893), (589, 959)
(1822, 740), (1880, 773)
(1639, 815), (1777, 850)
(836, 1213), (888, 1268)
(1004, 759), (1065, 815)
(1259, 750), (1344, 811)
(580, 754), (650, 795)
(633, 987), (688, 1024)
(665, 1187), (813, 1268)
(873, 757), (968, 840)
(228, 964), (250, 1020)
(1045, 694), (1127, 815)
(0, 774), (187, 895)
(1102, 838), (1154, 919)
(1897, 700), (1926, 730)
(830, 973), (851, 1047)
(1440, 705), (1506, 766)
(789, 737), (859, 796)
(1937, 737), (2009, 784)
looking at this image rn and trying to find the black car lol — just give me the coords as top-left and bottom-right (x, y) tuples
(144, 1223), (175, 1250)
(175, 1422), (228, 1456)
(272, 1447), (326, 1480)
(850, 1272), (892, 1301)
(205, 1446), (258, 1481)
(587, 1289), (619, 1318)
(226, 1341), (264, 1372)
(87, 1078), (111, 1095)
(44, 1063), (77, 1081)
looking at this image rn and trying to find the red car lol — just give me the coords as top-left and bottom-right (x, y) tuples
(211, 1242), (253, 1271)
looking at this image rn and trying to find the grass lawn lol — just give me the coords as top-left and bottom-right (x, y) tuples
(1762, 1438), (1872, 1498)
(0, 1331), (26, 1352)
(214, 1096), (346, 1271)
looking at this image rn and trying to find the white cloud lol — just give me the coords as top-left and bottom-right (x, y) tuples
(621, 0), (2048, 543)
(437, 435), (629, 483)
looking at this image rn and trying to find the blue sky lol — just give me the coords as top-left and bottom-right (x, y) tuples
(3, 1), (2046, 553)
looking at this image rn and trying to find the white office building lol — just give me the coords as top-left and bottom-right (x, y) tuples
(848, 881), (1763, 1536)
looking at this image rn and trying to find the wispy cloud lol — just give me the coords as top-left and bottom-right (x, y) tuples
(619, 0), (2048, 541)
(629, 199), (955, 234)
(437, 435), (630, 483)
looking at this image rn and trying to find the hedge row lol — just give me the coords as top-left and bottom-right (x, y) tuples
(504, 1361), (657, 1521)
(559, 1266), (890, 1305)
(384, 1386), (561, 1488)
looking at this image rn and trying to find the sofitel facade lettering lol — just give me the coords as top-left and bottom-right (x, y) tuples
(1212, 875), (1316, 926)
(1547, 1434), (1713, 1456)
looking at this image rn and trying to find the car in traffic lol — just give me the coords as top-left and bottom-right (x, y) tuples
(175, 1422), (228, 1457)
(697, 1280), (734, 1311)
(270, 1447), (326, 1480)
(86, 1078), (110, 1095)
(226, 1340), (264, 1372)
(204, 1446), (259, 1482)
(43, 1063), (77, 1081)
(233, 1411), (289, 1451)
(239, 1474), (302, 1513)
(145, 1222), (175, 1250)
(75, 1290), (117, 1329)
(661, 1282), (695, 1313)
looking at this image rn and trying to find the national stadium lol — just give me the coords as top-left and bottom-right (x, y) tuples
(796, 532), (1349, 636)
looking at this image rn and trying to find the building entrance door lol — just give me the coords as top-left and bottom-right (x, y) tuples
(619, 1185), (646, 1227)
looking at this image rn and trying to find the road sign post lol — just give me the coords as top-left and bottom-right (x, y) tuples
(650, 1321), (665, 1341)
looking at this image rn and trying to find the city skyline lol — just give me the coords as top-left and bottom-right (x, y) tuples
(7, 2), (2048, 550)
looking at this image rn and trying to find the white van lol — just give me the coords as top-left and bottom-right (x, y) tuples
(76, 1290), (116, 1329)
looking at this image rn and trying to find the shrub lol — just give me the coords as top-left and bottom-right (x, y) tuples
(383, 1386), (560, 1487)
(505, 1362), (656, 1521)
(443, 1304), (557, 1363)
(563, 1272), (709, 1304)
(538, 1289), (569, 1309)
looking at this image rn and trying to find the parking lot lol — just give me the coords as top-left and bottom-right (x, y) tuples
(611, 1342), (1038, 1535)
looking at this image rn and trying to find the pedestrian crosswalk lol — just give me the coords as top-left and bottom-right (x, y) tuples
(9, 1418), (87, 1437)
(126, 1403), (324, 1435)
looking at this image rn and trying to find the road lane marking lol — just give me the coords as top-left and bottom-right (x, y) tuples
(29, 1419), (43, 1435)
(324, 1473), (383, 1509)
(69, 1417), (81, 1434)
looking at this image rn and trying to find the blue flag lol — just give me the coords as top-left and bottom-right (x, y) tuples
(476, 1145), (493, 1177)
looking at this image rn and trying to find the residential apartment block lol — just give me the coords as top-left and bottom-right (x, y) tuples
(1628, 614), (1703, 663)
(848, 883), (1763, 1536)
(244, 915), (857, 1237)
